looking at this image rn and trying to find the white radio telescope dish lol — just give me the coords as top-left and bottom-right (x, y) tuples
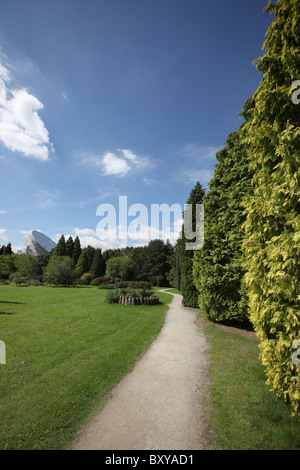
(23, 230), (56, 255)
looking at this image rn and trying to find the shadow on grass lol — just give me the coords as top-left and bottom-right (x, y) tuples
(214, 319), (255, 333)
(0, 301), (24, 315)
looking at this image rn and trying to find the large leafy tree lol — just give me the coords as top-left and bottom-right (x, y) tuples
(105, 256), (135, 282)
(43, 256), (79, 286)
(242, 0), (300, 415)
(177, 181), (205, 307)
(193, 123), (253, 322)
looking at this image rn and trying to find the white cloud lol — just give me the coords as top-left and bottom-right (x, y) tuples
(120, 148), (138, 163)
(0, 228), (7, 242)
(0, 60), (53, 161)
(74, 227), (97, 237)
(0, 209), (7, 214)
(79, 148), (153, 178)
(102, 152), (130, 177)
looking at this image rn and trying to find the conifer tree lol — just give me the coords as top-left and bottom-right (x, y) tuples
(3, 242), (13, 255)
(52, 235), (66, 257)
(91, 248), (105, 278)
(242, 0), (300, 415)
(65, 236), (74, 258)
(72, 236), (82, 265)
(76, 249), (90, 276)
(193, 125), (253, 322)
(177, 181), (205, 307)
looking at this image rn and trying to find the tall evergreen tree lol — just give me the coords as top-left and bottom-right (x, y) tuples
(90, 248), (105, 278)
(65, 236), (74, 258)
(72, 236), (82, 265)
(84, 245), (96, 272)
(193, 123), (253, 322)
(76, 249), (90, 276)
(177, 181), (205, 307)
(3, 242), (13, 255)
(242, 0), (300, 415)
(52, 235), (66, 257)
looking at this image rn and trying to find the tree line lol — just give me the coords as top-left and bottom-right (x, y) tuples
(0, 236), (175, 288)
(176, 0), (300, 417)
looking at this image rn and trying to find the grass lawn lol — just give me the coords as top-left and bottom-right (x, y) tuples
(204, 323), (300, 450)
(0, 285), (171, 450)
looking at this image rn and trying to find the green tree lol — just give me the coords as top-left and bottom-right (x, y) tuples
(76, 250), (90, 276)
(65, 236), (74, 258)
(3, 242), (13, 255)
(0, 254), (17, 279)
(193, 126), (253, 322)
(84, 245), (96, 272)
(43, 256), (79, 286)
(72, 236), (82, 264)
(177, 181), (205, 307)
(140, 240), (173, 287)
(0, 243), (13, 255)
(90, 248), (105, 278)
(52, 235), (66, 257)
(15, 254), (39, 280)
(105, 256), (135, 282)
(241, 0), (300, 415)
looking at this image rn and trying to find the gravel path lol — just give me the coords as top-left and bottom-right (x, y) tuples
(72, 290), (211, 450)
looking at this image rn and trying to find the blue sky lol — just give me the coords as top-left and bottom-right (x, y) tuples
(0, 0), (272, 251)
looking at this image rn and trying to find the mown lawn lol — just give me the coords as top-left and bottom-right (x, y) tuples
(0, 285), (171, 450)
(204, 323), (300, 450)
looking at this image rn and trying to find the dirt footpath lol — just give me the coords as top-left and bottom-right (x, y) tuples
(71, 291), (211, 450)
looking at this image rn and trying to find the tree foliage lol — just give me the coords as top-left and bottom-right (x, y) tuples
(76, 250), (91, 276)
(52, 235), (66, 257)
(65, 236), (74, 258)
(90, 248), (105, 278)
(105, 256), (135, 282)
(193, 125), (253, 322)
(43, 256), (79, 286)
(72, 236), (82, 265)
(177, 181), (205, 307)
(241, 0), (300, 415)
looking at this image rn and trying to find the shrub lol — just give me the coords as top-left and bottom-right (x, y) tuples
(105, 289), (120, 303)
(114, 281), (129, 289)
(10, 272), (28, 286)
(90, 277), (103, 286)
(77, 272), (93, 285)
